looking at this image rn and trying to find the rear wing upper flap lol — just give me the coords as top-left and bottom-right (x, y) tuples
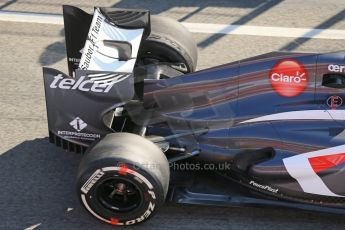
(99, 7), (150, 37)
(62, 5), (151, 76)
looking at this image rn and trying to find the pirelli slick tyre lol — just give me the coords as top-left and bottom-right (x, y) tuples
(138, 15), (198, 73)
(77, 133), (169, 226)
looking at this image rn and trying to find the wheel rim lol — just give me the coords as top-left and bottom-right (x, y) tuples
(96, 178), (143, 213)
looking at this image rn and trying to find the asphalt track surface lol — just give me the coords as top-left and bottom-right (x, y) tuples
(1, 0), (345, 229)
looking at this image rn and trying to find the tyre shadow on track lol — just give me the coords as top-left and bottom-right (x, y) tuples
(0, 138), (345, 230)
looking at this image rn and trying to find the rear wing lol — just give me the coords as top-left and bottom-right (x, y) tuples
(43, 6), (150, 152)
(63, 5), (150, 75)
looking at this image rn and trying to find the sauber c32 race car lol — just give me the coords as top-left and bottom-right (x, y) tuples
(43, 5), (345, 226)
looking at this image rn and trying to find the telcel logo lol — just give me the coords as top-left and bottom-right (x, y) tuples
(328, 64), (345, 73)
(269, 59), (308, 97)
(50, 74), (114, 93)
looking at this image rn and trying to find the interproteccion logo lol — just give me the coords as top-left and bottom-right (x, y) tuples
(58, 117), (100, 141)
(269, 59), (308, 97)
(70, 117), (87, 132)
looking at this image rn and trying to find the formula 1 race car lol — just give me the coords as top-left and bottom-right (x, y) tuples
(43, 5), (345, 226)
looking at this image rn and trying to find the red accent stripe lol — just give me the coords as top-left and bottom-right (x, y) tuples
(118, 165), (128, 175)
(127, 168), (136, 174)
(110, 218), (119, 225)
(308, 152), (345, 173)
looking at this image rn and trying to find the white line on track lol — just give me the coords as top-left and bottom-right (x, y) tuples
(1, 10), (345, 40)
(0, 11), (63, 25)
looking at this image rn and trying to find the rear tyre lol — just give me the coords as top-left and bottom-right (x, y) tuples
(77, 133), (169, 226)
(138, 15), (198, 73)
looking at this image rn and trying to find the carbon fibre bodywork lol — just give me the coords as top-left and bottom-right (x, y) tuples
(140, 51), (345, 205)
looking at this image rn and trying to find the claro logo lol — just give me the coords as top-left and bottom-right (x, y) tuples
(50, 74), (114, 93)
(269, 59), (308, 97)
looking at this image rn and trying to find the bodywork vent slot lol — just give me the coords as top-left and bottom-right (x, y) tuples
(49, 131), (87, 154)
